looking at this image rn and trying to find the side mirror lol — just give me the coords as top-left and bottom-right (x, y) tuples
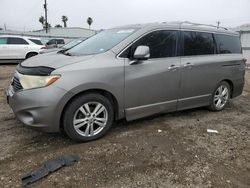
(133, 45), (150, 61)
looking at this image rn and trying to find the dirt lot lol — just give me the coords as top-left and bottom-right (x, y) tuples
(0, 65), (249, 188)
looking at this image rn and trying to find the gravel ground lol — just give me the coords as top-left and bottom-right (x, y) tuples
(0, 65), (249, 188)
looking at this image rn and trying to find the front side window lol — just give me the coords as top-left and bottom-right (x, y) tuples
(0, 37), (7, 45)
(183, 31), (215, 56)
(120, 30), (177, 59)
(7, 37), (29, 45)
(67, 28), (137, 56)
(215, 34), (241, 54)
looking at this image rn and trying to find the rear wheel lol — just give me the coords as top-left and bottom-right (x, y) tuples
(209, 81), (231, 111)
(63, 93), (114, 142)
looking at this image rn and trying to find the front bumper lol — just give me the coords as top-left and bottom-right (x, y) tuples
(6, 84), (68, 133)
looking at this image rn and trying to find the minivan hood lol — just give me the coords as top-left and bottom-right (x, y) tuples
(21, 53), (94, 69)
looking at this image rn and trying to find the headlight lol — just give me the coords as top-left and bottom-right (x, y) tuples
(19, 75), (61, 90)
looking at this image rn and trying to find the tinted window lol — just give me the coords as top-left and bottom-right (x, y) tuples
(56, 39), (65, 44)
(215, 34), (241, 54)
(120, 30), (177, 59)
(0, 37), (7, 45)
(7, 37), (28, 45)
(29, 39), (43, 45)
(46, 39), (56, 45)
(183, 31), (215, 56)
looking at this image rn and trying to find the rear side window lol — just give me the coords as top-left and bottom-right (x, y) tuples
(46, 39), (56, 45)
(120, 30), (177, 59)
(183, 31), (215, 56)
(215, 34), (241, 54)
(0, 37), (7, 45)
(29, 39), (43, 45)
(7, 37), (29, 45)
(56, 39), (65, 44)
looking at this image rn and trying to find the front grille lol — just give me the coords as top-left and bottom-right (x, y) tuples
(11, 76), (23, 92)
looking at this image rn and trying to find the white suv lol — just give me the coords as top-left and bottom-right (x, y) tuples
(0, 35), (45, 62)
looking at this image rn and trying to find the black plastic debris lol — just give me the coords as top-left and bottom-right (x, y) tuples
(21, 155), (80, 186)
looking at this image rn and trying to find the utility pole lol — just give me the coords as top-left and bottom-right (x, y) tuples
(216, 21), (220, 29)
(44, 0), (48, 33)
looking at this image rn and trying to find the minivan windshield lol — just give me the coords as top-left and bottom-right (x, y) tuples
(67, 28), (137, 56)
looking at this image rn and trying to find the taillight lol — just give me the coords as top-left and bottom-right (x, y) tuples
(243, 58), (248, 65)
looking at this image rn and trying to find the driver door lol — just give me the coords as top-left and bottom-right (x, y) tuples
(121, 30), (181, 120)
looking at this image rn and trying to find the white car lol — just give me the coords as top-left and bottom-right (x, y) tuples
(0, 35), (45, 62)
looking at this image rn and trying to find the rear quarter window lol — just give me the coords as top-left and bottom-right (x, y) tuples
(0, 37), (7, 45)
(215, 34), (241, 54)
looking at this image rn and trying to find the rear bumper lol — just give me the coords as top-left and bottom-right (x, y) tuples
(232, 77), (245, 98)
(6, 84), (68, 133)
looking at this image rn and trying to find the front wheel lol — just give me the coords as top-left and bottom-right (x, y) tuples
(63, 93), (114, 142)
(208, 81), (231, 111)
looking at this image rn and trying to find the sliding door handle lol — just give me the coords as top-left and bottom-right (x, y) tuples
(183, 62), (194, 68)
(168, 65), (180, 71)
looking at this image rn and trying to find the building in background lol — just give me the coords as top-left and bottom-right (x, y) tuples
(0, 27), (97, 44)
(234, 24), (250, 67)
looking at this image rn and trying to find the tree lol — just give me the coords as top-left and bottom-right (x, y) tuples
(39, 16), (45, 28)
(55, 24), (62, 28)
(87, 17), (93, 29)
(62, 15), (68, 28)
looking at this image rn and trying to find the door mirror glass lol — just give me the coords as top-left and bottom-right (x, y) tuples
(133, 45), (150, 60)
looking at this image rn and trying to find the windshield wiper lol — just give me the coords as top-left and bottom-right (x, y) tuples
(58, 50), (72, 56)
(64, 52), (72, 56)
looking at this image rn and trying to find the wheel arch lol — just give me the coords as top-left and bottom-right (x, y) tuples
(59, 88), (120, 132)
(221, 79), (234, 98)
(25, 51), (38, 59)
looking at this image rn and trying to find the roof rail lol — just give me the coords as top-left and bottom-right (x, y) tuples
(180, 21), (228, 31)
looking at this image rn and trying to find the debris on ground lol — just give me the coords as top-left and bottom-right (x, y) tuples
(207, 129), (219, 134)
(21, 155), (80, 186)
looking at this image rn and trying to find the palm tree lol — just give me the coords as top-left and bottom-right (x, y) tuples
(39, 16), (45, 28)
(62, 15), (68, 28)
(87, 17), (93, 29)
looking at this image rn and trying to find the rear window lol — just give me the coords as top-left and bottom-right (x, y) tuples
(183, 31), (215, 56)
(29, 39), (43, 45)
(7, 37), (29, 45)
(215, 34), (241, 54)
(0, 37), (7, 45)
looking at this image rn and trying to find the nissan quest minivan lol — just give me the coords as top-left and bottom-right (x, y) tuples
(6, 22), (246, 142)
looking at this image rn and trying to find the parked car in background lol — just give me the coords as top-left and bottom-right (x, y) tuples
(7, 22), (245, 142)
(40, 38), (86, 54)
(0, 35), (44, 63)
(45, 38), (65, 49)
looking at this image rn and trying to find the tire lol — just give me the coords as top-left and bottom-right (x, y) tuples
(26, 52), (38, 59)
(208, 81), (231, 111)
(63, 93), (114, 142)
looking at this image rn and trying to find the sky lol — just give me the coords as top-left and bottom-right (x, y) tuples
(0, 0), (250, 31)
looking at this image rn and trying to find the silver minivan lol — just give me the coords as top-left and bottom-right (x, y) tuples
(6, 22), (246, 142)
